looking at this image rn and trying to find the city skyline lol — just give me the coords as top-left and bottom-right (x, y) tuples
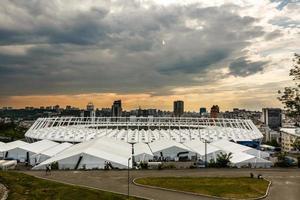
(0, 0), (299, 110)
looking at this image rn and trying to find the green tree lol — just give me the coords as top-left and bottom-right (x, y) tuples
(278, 53), (300, 124)
(292, 139), (300, 151)
(216, 152), (232, 168)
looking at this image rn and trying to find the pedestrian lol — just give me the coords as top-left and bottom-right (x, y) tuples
(48, 164), (51, 175)
(45, 165), (49, 175)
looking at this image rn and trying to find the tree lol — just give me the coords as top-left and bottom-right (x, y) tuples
(292, 138), (300, 151)
(278, 53), (300, 125)
(215, 152), (232, 168)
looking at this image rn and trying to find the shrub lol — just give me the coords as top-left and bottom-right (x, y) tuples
(50, 162), (59, 170)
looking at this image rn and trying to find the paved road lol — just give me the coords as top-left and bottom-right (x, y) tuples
(25, 169), (300, 200)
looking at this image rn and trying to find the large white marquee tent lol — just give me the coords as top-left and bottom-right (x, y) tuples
(5, 140), (58, 162)
(34, 137), (132, 170)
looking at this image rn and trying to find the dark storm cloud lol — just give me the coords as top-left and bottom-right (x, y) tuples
(0, 0), (269, 96)
(229, 57), (269, 77)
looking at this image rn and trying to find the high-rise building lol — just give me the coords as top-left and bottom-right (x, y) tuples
(173, 100), (184, 117)
(86, 102), (95, 118)
(210, 105), (220, 118)
(262, 108), (282, 130)
(86, 102), (94, 111)
(111, 100), (122, 117)
(199, 107), (207, 115)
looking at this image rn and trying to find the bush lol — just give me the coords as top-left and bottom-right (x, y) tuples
(275, 153), (295, 167)
(215, 152), (232, 168)
(139, 162), (149, 169)
(162, 163), (176, 169)
(51, 162), (59, 170)
(208, 159), (217, 168)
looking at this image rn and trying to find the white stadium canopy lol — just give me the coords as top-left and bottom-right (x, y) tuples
(25, 117), (263, 143)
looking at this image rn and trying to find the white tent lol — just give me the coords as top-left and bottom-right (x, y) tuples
(230, 152), (272, 168)
(148, 140), (193, 161)
(2, 140), (28, 159)
(30, 142), (73, 166)
(211, 140), (269, 159)
(183, 140), (224, 162)
(6, 140), (58, 162)
(34, 137), (132, 170)
(133, 143), (153, 162)
(0, 142), (6, 158)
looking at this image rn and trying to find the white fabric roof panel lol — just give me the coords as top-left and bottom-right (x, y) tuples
(211, 140), (269, 159)
(133, 142), (153, 162)
(0, 142), (6, 152)
(3, 140), (28, 152)
(34, 137), (132, 169)
(35, 142), (73, 157)
(148, 140), (191, 153)
(230, 152), (272, 168)
(20, 140), (59, 154)
(183, 140), (221, 156)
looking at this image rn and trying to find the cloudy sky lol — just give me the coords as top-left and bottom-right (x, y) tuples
(0, 0), (299, 111)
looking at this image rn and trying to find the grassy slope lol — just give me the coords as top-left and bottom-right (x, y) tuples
(0, 172), (142, 200)
(135, 177), (269, 199)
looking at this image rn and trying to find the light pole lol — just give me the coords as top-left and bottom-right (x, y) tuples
(204, 139), (207, 168)
(127, 157), (131, 199)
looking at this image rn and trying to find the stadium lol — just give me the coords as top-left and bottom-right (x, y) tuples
(25, 117), (263, 144)
(0, 117), (272, 170)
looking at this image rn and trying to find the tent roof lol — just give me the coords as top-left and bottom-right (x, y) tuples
(0, 141), (6, 152)
(183, 140), (221, 156)
(19, 140), (59, 154)
(4, 140), (28, 151)
(230, 152), (255, 163)
(148, 139), (191, 153)
(35, 137), (132, 169)
(211, 139), (269, 158)
(35, 142), (73, 157)
(134, 142), (153, 156)
(230, 152), (271, 164)
(211, 140), (251, 152)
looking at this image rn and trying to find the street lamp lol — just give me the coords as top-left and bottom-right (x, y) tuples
(127, 157), (131, 199)
(204, 139), (207, 168)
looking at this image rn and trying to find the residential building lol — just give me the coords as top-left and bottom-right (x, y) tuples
(280, 128), (300, 152)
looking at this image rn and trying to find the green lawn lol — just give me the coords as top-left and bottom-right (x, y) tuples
(0, 172), (143, 200)
(135, 177), (269, 199)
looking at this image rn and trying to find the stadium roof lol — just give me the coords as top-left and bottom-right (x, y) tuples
(25, 117), (263, 143)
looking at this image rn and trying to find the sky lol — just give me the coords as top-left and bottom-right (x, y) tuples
(0, 0), (299, 111)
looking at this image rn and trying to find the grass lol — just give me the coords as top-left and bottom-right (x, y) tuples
(135, 177), (269, 199)
(0, 172), (143, 200)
